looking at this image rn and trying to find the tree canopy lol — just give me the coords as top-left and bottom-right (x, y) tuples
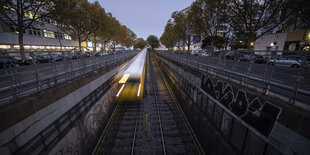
(146, 35), (160, 50)
(134, 38), (146, 49)
(0, 0), (137, 58)
(161, 0), (309, 50)
(0, 0), (54, 59)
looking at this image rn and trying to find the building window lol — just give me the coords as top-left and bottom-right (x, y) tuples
(52, 20), (57, 25)
(26, 28), (42, 36)
(43, 30), (55, 38)
(55, 32), (63, 39)
(35, 28), (41, 36)
(27, 28), (33, 35)
(64, 34), (72, 40)
(0, 45), (11, 49)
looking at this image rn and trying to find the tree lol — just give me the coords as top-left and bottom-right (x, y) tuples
(52, 0), (92, 53)
(134, 38), (146, 49)
(202, 36), (226, 49)
(171, 9), (194, 51)
(85, 1), (108, 53)
(109, 19), (125, 50)
(225, 0), (306, 48)
(0, 0), (53, 60)
(121, 26), (136, 48)
(189, 0), (228, 50)
(160, 19), (177, 49)
(146, 35), (160, 50)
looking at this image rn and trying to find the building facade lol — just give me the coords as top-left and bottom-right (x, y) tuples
(0, 17), (79, 51)
(254, 29), (310, 51)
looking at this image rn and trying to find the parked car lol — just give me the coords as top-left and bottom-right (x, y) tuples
(95, 52), (107, 57)
(0, 56), (19, 68)
(115, 47), (125, 51)
(71, 53), (81, 59)
(268, 55), (302, 68)
(36, 55), (53, 63)
(200, 51), (211, 57)
(84, 52), (91, 57)
(225, 51), (236, 60)
(55, 55), (64, 61)
(253, 55), (267, 64)
(189, 50), (199, 56)
(239, 54), (252, 62)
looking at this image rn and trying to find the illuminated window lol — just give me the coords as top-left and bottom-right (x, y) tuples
(14, 45), (20, 49)
(43, 30), (55, 38)
(0, 45), (11, 49)
(64, 34), (72, 40)
(24, 11), (34, 19)
(52, 20), (57, 25)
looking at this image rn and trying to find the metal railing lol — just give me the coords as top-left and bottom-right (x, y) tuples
(155, 50), (310, 109)
(0, 50), (138, 106)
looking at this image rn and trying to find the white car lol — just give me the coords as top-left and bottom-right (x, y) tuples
(201, 51), (211, 57)
(268, 56), (302, 68)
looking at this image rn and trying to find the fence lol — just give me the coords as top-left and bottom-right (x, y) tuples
(0, 50), (138, 106)
(156, 50), (310, 110)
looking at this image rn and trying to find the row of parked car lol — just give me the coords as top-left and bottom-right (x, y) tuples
(0, 51), (115, 69)
(172, 50), (309, 69)
(224, 51), (309, 68)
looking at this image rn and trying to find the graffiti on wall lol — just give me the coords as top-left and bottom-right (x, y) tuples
(50, 88), (115, 155)
(200, 74), (281, 137)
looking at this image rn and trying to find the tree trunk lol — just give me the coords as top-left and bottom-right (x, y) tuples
(18, 30), (26, 60)
(93, 35), (97, 53)
(56, 24), (63, 53)
(187, 36), (191, 51)
(103, 41), (106, 52)
(17, 0), (25, 60)
(113, 42), (116, 51)
(78, 31), (82, 53)
(78, 37), (82, 53)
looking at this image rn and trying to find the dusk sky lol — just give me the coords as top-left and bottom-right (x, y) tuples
(88, 0), (195, 40)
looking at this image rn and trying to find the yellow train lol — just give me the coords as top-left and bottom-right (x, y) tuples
(115, 49), (146, 102)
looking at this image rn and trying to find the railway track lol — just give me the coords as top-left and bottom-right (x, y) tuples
(92, 101), (141, 154)
(92, 51), (205, 155)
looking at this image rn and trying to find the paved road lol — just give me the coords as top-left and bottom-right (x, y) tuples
(0, 53), (128, 88)
(167, 52), (310, 91)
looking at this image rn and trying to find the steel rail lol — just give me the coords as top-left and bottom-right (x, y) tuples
(130, 102), (140, 155)
(92, 102), (121, 155)
(149, 52), (167, 155)
(152, 53), (206, 155)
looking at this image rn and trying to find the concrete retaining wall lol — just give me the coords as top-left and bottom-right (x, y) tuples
(0, 59), (130, 154)
(48, 84), (117, 155)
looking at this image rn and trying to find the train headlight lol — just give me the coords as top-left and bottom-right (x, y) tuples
(137, 84), (141, 97)
(116, 84), (125, 97)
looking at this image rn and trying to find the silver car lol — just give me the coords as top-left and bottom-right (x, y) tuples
(268, 56), (302, 68)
